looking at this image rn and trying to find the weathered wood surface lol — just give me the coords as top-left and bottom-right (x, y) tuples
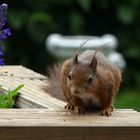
(0, 65), (65, 109)
(0, 66), (140, 140)
(0, 109), (140, 140)
(0, 109), (140, 127)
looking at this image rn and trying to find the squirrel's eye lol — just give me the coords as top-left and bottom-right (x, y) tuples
(87, 75), (92, 84)
(68, 73), (72, 80)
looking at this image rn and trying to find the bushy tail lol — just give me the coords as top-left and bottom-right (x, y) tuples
(43, 65), (65, 101)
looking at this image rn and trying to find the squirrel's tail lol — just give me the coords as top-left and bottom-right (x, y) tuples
(43, 65), (65, 101)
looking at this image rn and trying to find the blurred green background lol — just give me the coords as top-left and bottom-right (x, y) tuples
(2, 0), (140, 111)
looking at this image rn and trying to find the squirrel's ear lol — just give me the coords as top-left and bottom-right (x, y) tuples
(90, 56), (97, 73)
(73, 54), (78, 65)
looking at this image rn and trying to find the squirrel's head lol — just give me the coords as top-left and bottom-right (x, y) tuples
(67, 54), (97, 95)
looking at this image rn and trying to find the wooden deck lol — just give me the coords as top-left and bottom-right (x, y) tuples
(0, 65), (65, 109)
(0, 109), (140, 140)
(0, 66), (140, 140)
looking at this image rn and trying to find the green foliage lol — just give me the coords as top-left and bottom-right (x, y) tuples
(77, 0), (92, 12)
(0, 84), (24, 108)
(115, 90), (140, 112)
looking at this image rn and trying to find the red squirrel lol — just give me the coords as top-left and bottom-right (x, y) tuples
(45, 44), (121, 116)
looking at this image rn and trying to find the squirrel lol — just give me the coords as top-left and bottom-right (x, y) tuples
(45, 42), (122, 117)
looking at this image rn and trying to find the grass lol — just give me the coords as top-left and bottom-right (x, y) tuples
(115, 89), (140, 112)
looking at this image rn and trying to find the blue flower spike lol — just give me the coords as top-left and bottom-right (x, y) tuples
(0, 3), (8, 29)
(0, 3), (11, 66)
(0, 3), (11, 40)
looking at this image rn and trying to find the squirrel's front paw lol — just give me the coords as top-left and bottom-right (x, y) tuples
(100, 108), (112, 117)
(111, 105), (114, 112)
(64, 103), (74, 110)
(74, 106), (85, 114)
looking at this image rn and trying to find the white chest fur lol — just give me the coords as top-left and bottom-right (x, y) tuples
(78, 93), (101, 107)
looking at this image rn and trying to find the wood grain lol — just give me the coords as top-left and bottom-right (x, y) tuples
(0, 66), (65, 109)
(0, 127), (140, 140)
(0, 66), (140, 140)
(0, 109), (139, 127)
(0, 109), (139, 140)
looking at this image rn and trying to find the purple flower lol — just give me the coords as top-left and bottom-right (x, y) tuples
(0, 3), (11, 66)
(0, 3), (7, 30)
(0, 46), (4, 65)
(0, 28), (11, 40)
(0, 58), (4, 66)
(0, 3), (11, 40)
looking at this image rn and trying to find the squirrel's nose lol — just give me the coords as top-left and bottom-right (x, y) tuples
(74, 91), (79, 94)
(71, 87), (81, 94)
(73, 89), (80, 94)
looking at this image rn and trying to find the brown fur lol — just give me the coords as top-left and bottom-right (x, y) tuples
(60, 50), (122, 116)
(44, 50), (121, 116)
(43, 65), (65, 101)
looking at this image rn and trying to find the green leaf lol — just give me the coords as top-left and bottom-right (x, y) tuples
(69, 11), (84, 34)
(10, 84), (24, 98)
(77, 0), (92, 12)
(124, 45), (140, 58)
(117, 5), (135, 24)
(0, 100), (11, 108)
(28, 12), (53, 43)
(29, 12), (52, 23)
(8, 10), (28, 30)
(0, 84), (24, 108)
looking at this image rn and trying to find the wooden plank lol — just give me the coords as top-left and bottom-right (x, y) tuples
(0, 77), (65, 109)
(0, 66), (65, 109)
(0, 109), (139, 127)
(4, 80), (65, 108)
(0, 127), (140, 140)
(0, 65), (46, 79)
(0, 66), (140, 140)
(0, 109), (140, 140)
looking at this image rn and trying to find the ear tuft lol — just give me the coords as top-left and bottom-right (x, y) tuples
(90, 56), (97, 73)
(73, 54), (78, 65)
